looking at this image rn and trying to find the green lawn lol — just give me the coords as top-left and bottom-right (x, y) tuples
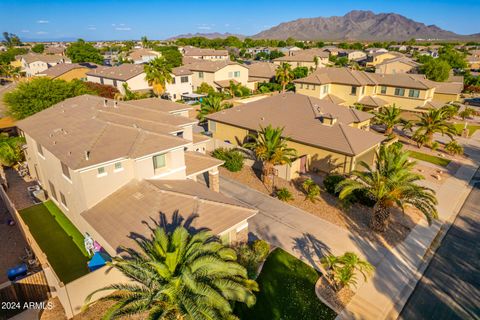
(453, 123), (480, 136)
(408, 150), (452, 167)
(19, 201), (89, 283)
(236, 248), (336, 320)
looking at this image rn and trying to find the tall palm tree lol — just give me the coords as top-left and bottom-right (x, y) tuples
(141, 36), (150, 49)
(244, 125), (297, 185)
(275, 63), (294, 93)
(197, 96), (232, 122)
(144, 57), (173, 96)
(373, 104), (402, 135)
(85, 226), (258, 319)
(412, 108), (457, 147)
(336, 144), (438, 232)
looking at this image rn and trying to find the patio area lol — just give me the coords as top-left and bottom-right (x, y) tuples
(19, 201), (89, 284)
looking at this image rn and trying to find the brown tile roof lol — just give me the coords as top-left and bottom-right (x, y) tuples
(192, 133), (210, 144)
(44, 46), (66, 55)
(125, 97), (193, 114)
(295, 68), (438, 90)
(274, 48), (329, 62)
(38, 62), (103, 78)
(17, 95), (194, 170)
(214, 79), (239, 88)
(171, 66), (193, 76)
(81, 179), (256, 252)
(206, 93), (383, 156)
(86, 64), (145, 81)
(375, 56), (420, 67)
(127, 49), (160, 61)
(246, 62), (277, 80)
(321, 94), (345, 105)
(19, 53), (71, 64)
(183, 47), (228, 57)
(432, 81), (463, 95)
(184, 60), (246, 73)
(184, 151), (223, 177)
(358, 96), (390, 108)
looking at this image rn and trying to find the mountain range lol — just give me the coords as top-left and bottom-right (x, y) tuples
(168, 11), (480, 41)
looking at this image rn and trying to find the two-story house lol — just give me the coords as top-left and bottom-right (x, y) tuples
(17, 53), (72, 77)
(184, 60), (249, 92)
(273, 48), (329, 69)
(126, 48), (162, 64)
(181, 46), (229, 61)
(86, 64), (151, 94)
(17, 95), (257, 258)
(294, 67), (462, 111)
(164, 66), (193, 101)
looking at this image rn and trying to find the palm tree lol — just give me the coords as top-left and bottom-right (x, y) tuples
(321, 252), (374, 291)
(85, 226), (258, 319)
(243, 125), (297, 186)
(227, 81), (243, 98)
(336, 144), (438, 232)
(144, 57), (173, 96)
(373, 104), (402, 135)
(412, 108), (457, 147)
(275, 63), (294, 93)
(197, 96), (232, 122)
(0, 136), (26, 167)
(141, 36), (149, 48)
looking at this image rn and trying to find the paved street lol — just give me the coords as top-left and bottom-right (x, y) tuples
(219, 176), (388, 269)
(399, 182), (480, 320)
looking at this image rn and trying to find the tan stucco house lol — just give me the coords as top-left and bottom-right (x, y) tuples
(245, 61), (277, 90)
(181, 46), (229, 61)
(17, 53), (72, 77)
(37, 63), (105, 81)
(374, 57), (420, 74)
(206, 93), (384, 175)
(86, 64), (151, 94)
(273, 48), (329, 69)
(184, 60), (249, 92)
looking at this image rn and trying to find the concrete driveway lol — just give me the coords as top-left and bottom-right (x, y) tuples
(219, 176), (387, 270)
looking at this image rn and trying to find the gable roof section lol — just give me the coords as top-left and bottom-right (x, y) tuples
(246, 62), (277, 79)
(86, 64), (145, 81)
(38, 62), (104, 78)
(81, 179), (256, 252)
(184, 60), (246, 73)
(17, 95), (193, 169)
(18, 53), (70, 64)
(206, 93), (383, 156)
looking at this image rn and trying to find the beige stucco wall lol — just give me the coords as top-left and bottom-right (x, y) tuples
(432, 92), (460, 104)
(367, 53), (398, 66)
(54, 68), (90, 81)
(166, 74), (193, 101)
(375, 61), (415, 74)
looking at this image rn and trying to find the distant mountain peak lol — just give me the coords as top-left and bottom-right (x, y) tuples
(167, 32), (245, 41)
(252, 10), (476, 41)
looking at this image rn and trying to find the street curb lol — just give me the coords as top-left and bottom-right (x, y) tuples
(386, 175), (478, 320)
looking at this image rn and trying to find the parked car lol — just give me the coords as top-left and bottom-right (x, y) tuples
(464, 98), (480, 107)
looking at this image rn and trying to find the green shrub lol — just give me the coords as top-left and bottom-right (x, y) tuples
(430, 141), (440, 151)
(212, 148), (244, 172)
(275, 187), (293, 202)
(302, 178), (321, 202)
(352, 189), (376, 207)
(323, 174), (345, 196)
(235, 240), (271, 279)
(444, 140), (463, 155)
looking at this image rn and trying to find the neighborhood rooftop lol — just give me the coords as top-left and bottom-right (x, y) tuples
(17, 95), (196, 170)
(85, 64), (145, 81)
(207, 93), (384, 156)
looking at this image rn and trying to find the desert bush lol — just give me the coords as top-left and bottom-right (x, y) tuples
(321, 252), (374, 291)
(212, 148), (244, 172)
(302, 178), (321, 202)
(323, 174), (345, 196)
(444, 140), (464, 155)
(275, 187), (293, 202)
(235, 240), (271, 279)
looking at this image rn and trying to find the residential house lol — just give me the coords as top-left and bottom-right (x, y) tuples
(37, 63), (106, 81)
(273, 48), (329, 69)
(322, 46), (340, 56)
(419, 50), (439, 58)
(86, 64), (151, 94)
(374, 57), (420, 74)
(17, 53), (72, 77)
(245, 61), (277, 90)
(279, 46), (302, 56)
(17, 95), (256, 317)
(206, 93), (384, 175)
(164, 66), (193, 101)
(364, 47), (388, 55)
(365, 51), (401, 67)
(181, 46), (229, 61)
(294, 67), (462, 111)
(184, 60), (249, 92)
(127, 48), (161, 64)
(246, 47), (272, 55)
(388, 45), (408, 52)
(338, 50), (367, 62)
(44, 46), (66, 55)
(467, 50), (480, 70)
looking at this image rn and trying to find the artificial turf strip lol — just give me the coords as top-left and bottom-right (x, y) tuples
(236, 248), (337, 320)
(19, 203), (89, 284)
(43, 200), (89, 256)
(408, 150), (452, 168)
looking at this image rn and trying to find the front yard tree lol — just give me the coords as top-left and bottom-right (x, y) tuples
(373, 104), (402, 135)
(321, 252), (374, 290)
(275, 63), (294, 93)
(244, 125), (297, 186)
(85, 226), (258, 319)
(0, 135), (26, 167)
(144, 57), (173, 96)
(336, 144), (438, 232)
(419, 59), (451, 82)
(4, 78), (93, 120)
(412, 108), (457, 147)
(66, 39), (104, 64)
(31, 43), (45, 53)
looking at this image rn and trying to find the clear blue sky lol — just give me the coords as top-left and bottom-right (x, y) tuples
(1, 0), (479, 41)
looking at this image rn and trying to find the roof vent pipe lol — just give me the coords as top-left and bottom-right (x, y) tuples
(84, 150), (90, 160)
(103, 99), (108, 107)
(114, 100), (118, 108)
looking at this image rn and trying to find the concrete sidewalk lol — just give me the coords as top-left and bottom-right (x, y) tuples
(220, 176), (389, 270)
(337, 148), (479, 319)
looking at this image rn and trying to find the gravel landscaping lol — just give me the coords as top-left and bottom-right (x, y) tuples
(220, 166), (422, 249)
